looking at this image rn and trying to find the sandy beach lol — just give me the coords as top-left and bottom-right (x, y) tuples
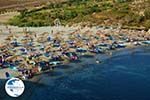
(0, 24), (150, 80)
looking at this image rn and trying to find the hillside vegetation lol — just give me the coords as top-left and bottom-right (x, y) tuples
(8, 0), (150, 30)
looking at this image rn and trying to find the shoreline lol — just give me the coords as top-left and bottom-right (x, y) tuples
(27, 45), (149, 83)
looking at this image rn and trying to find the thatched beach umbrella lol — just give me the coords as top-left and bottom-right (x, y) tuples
(5, 37), (12, 41)
(35, 55), (49, 62)
(1, 49), (14, 56)
(45, 45), (52, 52)
(40, 32), (49, 36)
(19, 62), (33, 70)
(5, 55), (24, 62)
(18, 62), (28, 69)
(37, 36), (47, 43)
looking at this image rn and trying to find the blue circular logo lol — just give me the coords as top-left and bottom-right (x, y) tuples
(5, 78), (25, 97)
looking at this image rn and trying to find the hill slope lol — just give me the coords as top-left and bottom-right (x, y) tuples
(7, 0), (150, 30)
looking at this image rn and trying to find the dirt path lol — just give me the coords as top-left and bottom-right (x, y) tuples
(0, 0), (66, 11)
(0, 12), (19, 23)
(0, 1), (40, 10)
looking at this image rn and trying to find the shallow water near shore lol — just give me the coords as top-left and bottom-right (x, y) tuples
(1, 46), (150, 100)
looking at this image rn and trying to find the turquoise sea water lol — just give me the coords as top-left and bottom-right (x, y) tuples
(1, 46), (150, 100)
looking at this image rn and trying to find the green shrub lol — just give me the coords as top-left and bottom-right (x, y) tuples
(8, 16), (21, 26)
(144, 9), (150, 19)
(144, 20), (150, 29)
(90, 4), (101, 13)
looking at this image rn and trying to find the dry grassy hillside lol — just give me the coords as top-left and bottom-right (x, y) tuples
(0, 0), (66, 11)
(0, 0), (37, 7)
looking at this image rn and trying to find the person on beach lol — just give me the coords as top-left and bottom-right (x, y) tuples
(22, 71), (28, 80)
(0, 56), (4, 68)
(47, 35), (51, 42)
(8, 28), (12, 34)
(5, 72), (11, 79)
(22, 71), (26, 80)
(5, 25), (8, 29)
(0, 29), (2, 34)
(28, 69), (33, 78)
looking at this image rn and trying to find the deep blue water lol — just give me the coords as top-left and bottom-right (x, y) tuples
(1, 47), (150, 100)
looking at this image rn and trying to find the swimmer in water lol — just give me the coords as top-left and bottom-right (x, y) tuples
(96, 59), (100, 63)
